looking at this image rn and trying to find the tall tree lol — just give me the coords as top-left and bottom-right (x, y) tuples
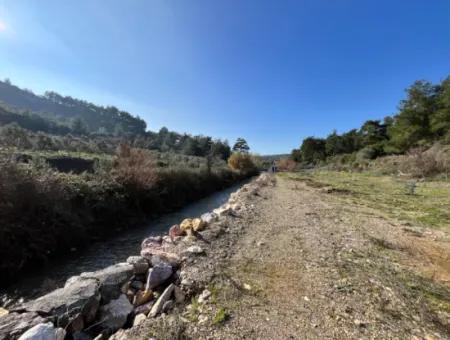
(431, 76), (450, 138)
(387, 80), (438, 152)
(299, 137), (326, 164)
(232, 138), (250, 153)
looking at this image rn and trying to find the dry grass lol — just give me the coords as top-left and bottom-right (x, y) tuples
(282, 171), (450, 231)
(372, 143), (450, 178)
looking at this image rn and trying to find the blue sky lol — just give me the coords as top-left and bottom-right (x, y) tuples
(0, 0), (449, 154)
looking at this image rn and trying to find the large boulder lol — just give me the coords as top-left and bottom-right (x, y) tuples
(80, 263), (134, 303)
(18, 322), (65, 340)
(146, 264), (173, 290)
(126, 256), (149, 275)
(98, 294), (133, 332)
(0, 312), (47, 340)
(21, 277), (100, 327)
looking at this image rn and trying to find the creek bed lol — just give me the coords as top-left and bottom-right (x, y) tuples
(0, 181), (245, 307)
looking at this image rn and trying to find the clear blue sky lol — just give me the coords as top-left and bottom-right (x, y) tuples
(0, 1), (449, 154)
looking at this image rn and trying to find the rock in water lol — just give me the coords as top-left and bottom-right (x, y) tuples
(149, 284), (175, 317)
(126, 256), (149, 275)
(18, 322), (66, 340)
(98, 294), (133, 332)
(146, 264), (173, 290)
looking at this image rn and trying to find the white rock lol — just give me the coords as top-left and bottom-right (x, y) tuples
(185, 246), (204, 255)
(149, 284), (175, 317)
(198, 314), (208, 324)
(98, 294), (133, 332)
(213, 204), (233, 216)
(201, 212), (218, 225)
(18, 322), (65, 340)
(198, 289), (211, 304)
(133, 313), (147, 326)
(231, 203), (241, 211)
(181, 278), (193, 287)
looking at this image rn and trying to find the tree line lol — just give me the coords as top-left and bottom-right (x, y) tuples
(291, 77), (450, 164)
(0, 80), (232, 160)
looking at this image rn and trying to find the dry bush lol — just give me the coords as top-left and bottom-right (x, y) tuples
(276, 158), (296, 171)
(227, 152), (257, 173)
(372, 143), (450, 178)
(114, 144), (159, 188)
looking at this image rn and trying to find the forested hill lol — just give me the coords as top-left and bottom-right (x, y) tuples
(0, 79), (232, 159)
(0, 79), (146, 135)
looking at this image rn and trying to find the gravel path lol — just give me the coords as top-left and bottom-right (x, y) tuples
(130, 175), (450, 339)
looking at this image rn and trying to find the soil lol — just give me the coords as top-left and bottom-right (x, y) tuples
(126, 175), (450, 340)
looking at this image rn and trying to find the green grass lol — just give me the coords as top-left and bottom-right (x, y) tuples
(282, 170), (450, 231)
(212, 308), (229, 325)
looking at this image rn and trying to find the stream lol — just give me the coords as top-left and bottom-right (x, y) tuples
(0, 181), (245, 307)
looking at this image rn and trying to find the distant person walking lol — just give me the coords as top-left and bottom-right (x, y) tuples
(270, 160), (277, 173)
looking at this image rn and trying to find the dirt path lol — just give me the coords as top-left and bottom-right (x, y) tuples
(178, 175), (450, 340)
(125, 174), (450, 340)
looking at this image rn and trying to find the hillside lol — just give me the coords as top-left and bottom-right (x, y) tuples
(0, 80), (146, 135)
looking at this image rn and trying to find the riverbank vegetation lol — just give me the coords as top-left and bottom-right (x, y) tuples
(290, 77), (450, 178)
(0, 79), (259, 285)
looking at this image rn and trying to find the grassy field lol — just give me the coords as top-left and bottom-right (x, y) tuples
(281, 170), (450, 231)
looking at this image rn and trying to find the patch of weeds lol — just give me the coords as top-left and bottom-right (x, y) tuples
(406, 278), (450, 313)
(207, 283), (221, 304)
(399, 271), (450, 331)
(212, 307), (229, 325)
(186, 297), (201, 322)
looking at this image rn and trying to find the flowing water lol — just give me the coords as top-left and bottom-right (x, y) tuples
(1, 181), (245, 307)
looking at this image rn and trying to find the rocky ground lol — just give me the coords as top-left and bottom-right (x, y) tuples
(126, 173), (450, 340)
